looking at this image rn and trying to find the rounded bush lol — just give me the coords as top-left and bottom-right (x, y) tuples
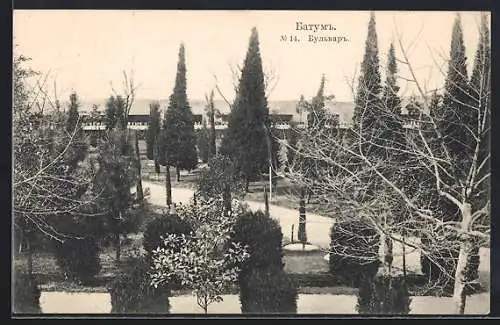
(230, 210), (284, 280)
(109, 257), (170, 314)
(143, 212), (192, 256)
(240, 267), (298, 314)
(356, 275), (411, 314)
(329, 220), (380, 287)
(13, 267), (41, 313)
(54, 236), (101, 283)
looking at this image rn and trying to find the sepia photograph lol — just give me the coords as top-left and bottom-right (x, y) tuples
(12, 10), (490, 315)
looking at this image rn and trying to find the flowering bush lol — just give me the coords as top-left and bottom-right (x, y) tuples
(150, 196), (250, 313)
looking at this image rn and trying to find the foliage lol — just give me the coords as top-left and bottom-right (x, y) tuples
(329, 220), (380, 287)
(220, 27), (270, 187)
(109, 257), (170, 314)
(204, 90), (217, 160)
(88, 127), (140, 265)
(94, 128), (139, 233)
(196, 154), (246, 201)
(66, 91), (80, 133)
(150, 197), (250, 313)
(160, 43), (198, 174)
(352, 12), (382, 133)
(146, 101), (161, 161)
(13, 266), (41, 313)
(356, 275), (411, 314)
(197, 119), (210, 163)
(143, 212), (192, 256)
(105, 95), (127, 130)
(240, 267), (298, 314)
(53, 236), (101, 283)
(229, 210), (284, 280)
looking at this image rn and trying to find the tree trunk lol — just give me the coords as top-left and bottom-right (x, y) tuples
(402, 230), (407, 283)
(26, 233), (33, 276)
(379, 233), (393, 276)
(165, 165), (172, 209)
(264, 185), (270, 216)
(115, 232), (121, 268)
(453, 240), (471, 314)
(176, 167), (181, 182)
(18, 228), (23, 254)
(452, 202), (473, 314)
(134, 131), (144, 204)
(245, 178), (249, 192)
(298, 188), (307, 246)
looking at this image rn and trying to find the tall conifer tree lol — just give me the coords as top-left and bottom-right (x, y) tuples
(220, 27), (270, 191)
(352, 12), (382, 141)
(161, 43), (198, 182)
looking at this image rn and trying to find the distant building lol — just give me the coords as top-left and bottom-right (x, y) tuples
(78, 98), (424, 139)
(78, 98), (355, 134)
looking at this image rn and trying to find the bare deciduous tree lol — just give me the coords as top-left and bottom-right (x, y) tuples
(284, 21), (489, 313)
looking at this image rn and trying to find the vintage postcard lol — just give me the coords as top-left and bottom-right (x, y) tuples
(12, 10), (490, 316)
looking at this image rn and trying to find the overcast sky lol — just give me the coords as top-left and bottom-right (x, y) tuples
(13, 10), (488, 103)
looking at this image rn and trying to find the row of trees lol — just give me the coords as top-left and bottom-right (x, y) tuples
(146, 27), (281, 196)
(285, 12), (490, 314)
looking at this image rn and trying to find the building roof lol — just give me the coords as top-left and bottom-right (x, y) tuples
(77, 98), (356, 124)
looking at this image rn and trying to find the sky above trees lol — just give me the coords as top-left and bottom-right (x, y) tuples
(14, 10), (487, 103)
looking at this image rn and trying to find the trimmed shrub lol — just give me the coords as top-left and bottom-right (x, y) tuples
(229, 210), (284, 279)
(329, 220), (380, 287)
(240, 267), (298, 314)
(143, 212), (192, 256)
(356, 275), (411, 315)
(54, 236), (100, 283)
(13, 267), (41, 314)
(109, 257), (170, 314)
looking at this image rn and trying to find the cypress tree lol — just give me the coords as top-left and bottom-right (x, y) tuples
(381, 42), (404, 147)
(105, 96), (117, 131)
(66, 91), (80, 133)
(220, 27), (270, 191)
(146, 101), (161, 161)
(307, 75), (327, 128)
(205, 90), (217, 160)
(352, 11), (382, 138)
(436, 14), (471, 169)
(161, 43), (198, 182)
(64, 91), (88, 169)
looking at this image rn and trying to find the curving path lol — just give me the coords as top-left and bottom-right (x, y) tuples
(143, 181), (334, 248)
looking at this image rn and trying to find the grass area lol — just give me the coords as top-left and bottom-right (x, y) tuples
(299, 286), (358, 295)
(284, 251), (329, 274)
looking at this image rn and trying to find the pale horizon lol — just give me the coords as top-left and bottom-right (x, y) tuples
(13, 10), (488, 104)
